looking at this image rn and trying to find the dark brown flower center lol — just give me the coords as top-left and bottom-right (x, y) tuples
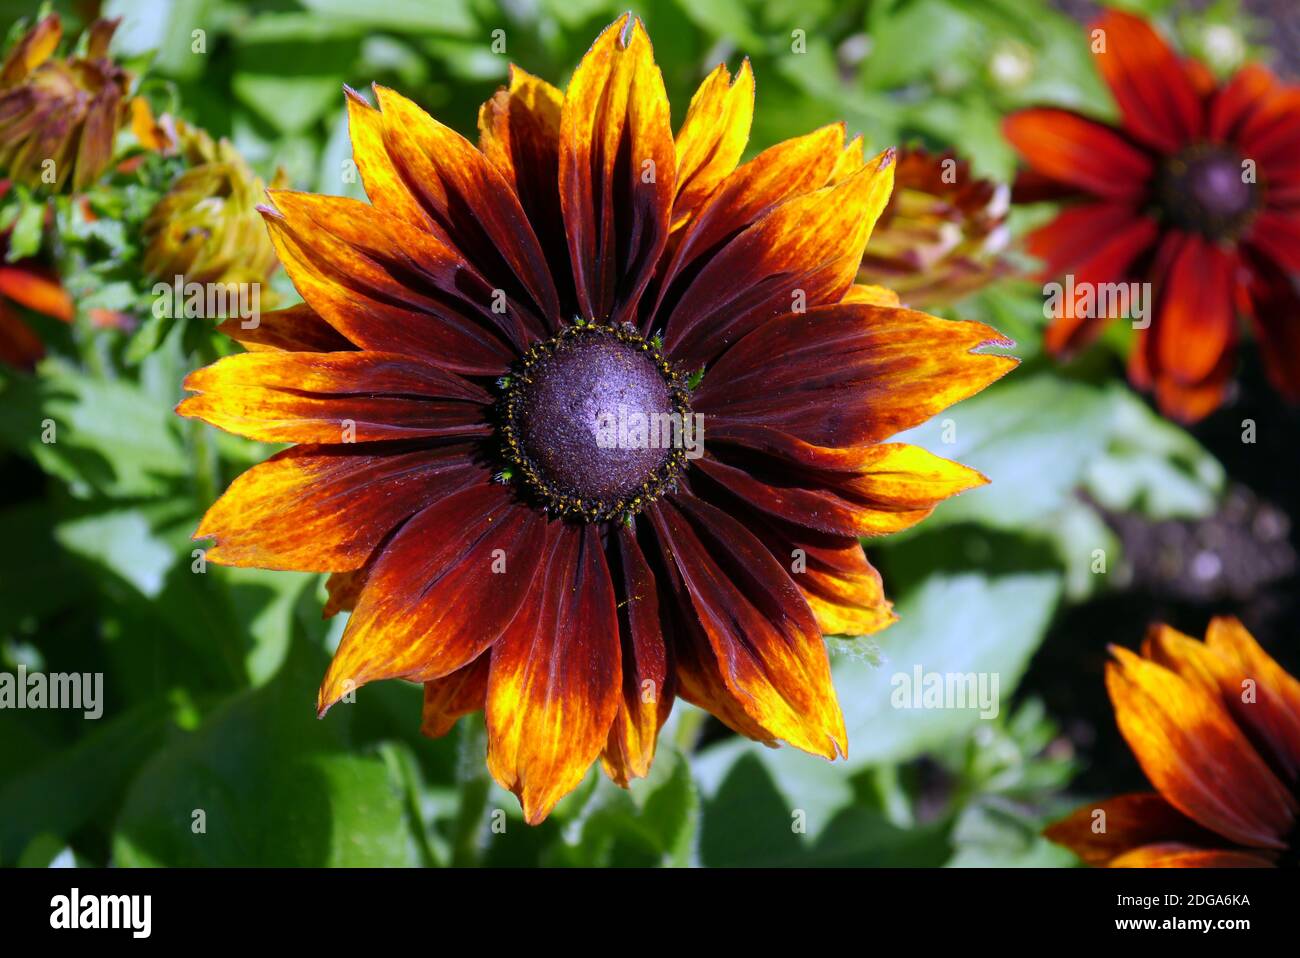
(498, 322), (691, 522)
(1158, 146), (1257, 239)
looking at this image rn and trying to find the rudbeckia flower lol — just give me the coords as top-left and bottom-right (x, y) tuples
(142, 120), (286, 288)
(1046, 618), (1300, 867)
(0, 180), (73, 369)
(1004, 10), (1300, 421)
(856, 146), (1013, 307)
(0, 15), (131, 193)
(179, 15), (1015, 823)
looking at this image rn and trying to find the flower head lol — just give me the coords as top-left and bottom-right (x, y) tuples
(0, 180), (73, 369)
(178, 15), (1016, 823)
(856, 146), (1012, 307)
(1004, 10), (1300, 421)
(1046, 618), (1300, 867)
(0, 15), (131, 192)
(141, 121), (285, 288)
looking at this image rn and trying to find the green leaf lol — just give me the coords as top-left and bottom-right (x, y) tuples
(298, 0), (477, 35)
(111, 639), (419, 866)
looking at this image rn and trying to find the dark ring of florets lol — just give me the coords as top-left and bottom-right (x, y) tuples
(496, 320), (693, 524)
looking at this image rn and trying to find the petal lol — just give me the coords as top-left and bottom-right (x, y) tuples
(345, 86), (434, 230)
(319, 484), (551, 711)
(648, 494), (846, 759)
(695, 442), (986, 538)
(0, 264), (74, 321)
(421, 653), (491, 739)
(1245, 211), (1300, 275)
(1209, 64), (1279, 143)
(1106, 645), (1296, 849)
(178, 350), (491, 444)
(1003, 108), (1154, 199)
(745, 515), (895, 638)
(695, 303), (1016, 447)
(559, 14), (675, 325)
(1031, 207), (1159, 355)
(1108, 844), (1274, 868)
(73, 86), (121, 191)
(650, 123), (846, 332)
(262, 204), (519, 375)
(1203, 617), (1300, 785)
(1153, 234), (1237, 386)
(841, 283), (901, 307)
(663, 149), (896, 368)
(486, 524), (622, 824)
(0, 14), (60, 85)
(1089, 10), (1204, 151)
(1241, 250), (1300, 401)
(194, 443), (485, 572)
(671, 60), (754, 231)
(217, 302), (356, 353)
(1044, 792), (1227, 865)
(601, 524), (673, 786)
(0, 305), (43, 370)
(477, 66), (574, 316)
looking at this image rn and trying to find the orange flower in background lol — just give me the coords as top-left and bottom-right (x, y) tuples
(178, 15), (1016, 823)
(0, 180), (73, 369)
(141, 120), (286, 289)
(1004, 10), (1300, 421)
(857, 146), (1013, 307)
(0, 14), (132, 192)
(1046, 618), (1300, 867)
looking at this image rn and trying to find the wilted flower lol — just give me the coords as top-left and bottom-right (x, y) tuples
(856, 146), (1012, 307)
(0, 15), (131, 192)
(0, 180), (73, 368)
(141, 121), (285, 288)
(1046, 618), (1300, 867)
(1005, 10), (1300, 421)
(178, 16), (1015, 823)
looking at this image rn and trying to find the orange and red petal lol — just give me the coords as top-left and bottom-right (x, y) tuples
(1108, 844), (1274, 868)
(421, 653), (491, 739)
(1088, 10), (1204, 152)
(262, 205), (519, 376)
(194, 443), (485, 572)
(0, 304), (43, 370)
(695, 303), (1016, 448)
(1045, 792), (1229, 865)
(648, 494), (846, 760)
(1003, 108), (1154, 200)
(1152, 233), (1238, 388)
(216, 302), (355, 353)
(664, 149), (895, 368)
(601, 525), (673, 786)
(559, 14), (674, 326)
(671, 60), (754, 231)
(319, 483), (552, 712)
(179, 350), (491, 444)
(1241, 251), (1300, 402)
(486, 524), (622, 824)
(477, 66), (574, 317)
(0, 263), (74, 321)
(1106, 646), (1297, 849)
(367, 84), (561, 326)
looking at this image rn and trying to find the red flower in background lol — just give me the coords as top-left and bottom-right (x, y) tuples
(1005, 11), (1300, 421)
(0, 180), (73, 369)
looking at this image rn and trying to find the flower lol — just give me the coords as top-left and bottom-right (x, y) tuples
(141, 120), (285, 288)
(1004, 10), (1300, 421)
(0, 15), (132, 192)
(178, 15), (1016, 823)
(856, 146), (1012, 307)
(1046, 618), (1300, 867)
(0, 180), (73, 369)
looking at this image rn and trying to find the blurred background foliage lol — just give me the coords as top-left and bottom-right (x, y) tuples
(0, 0), (1296, 867)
